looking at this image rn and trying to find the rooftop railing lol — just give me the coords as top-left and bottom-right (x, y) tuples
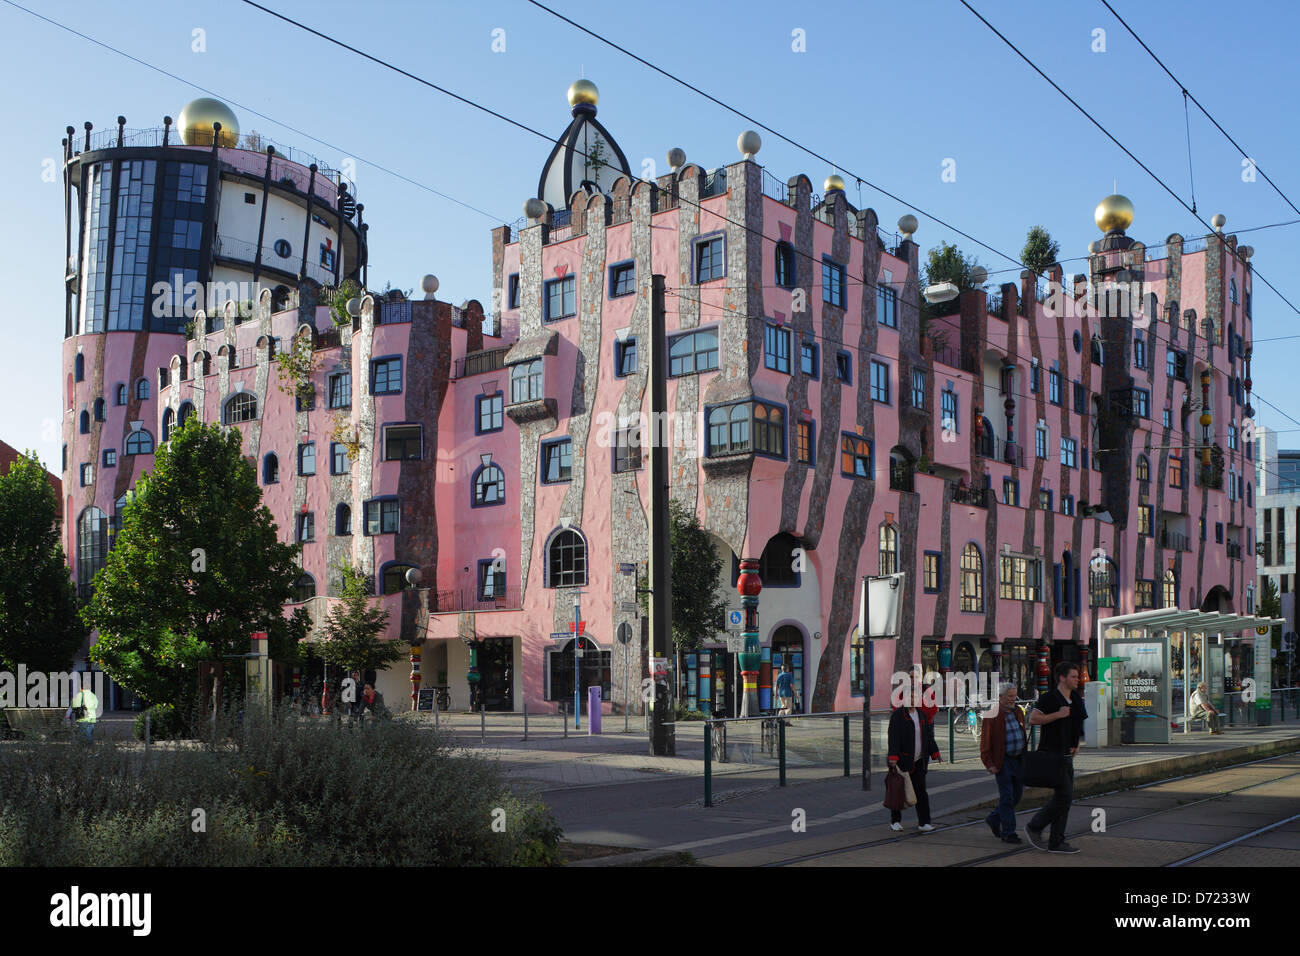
(453, 346), (510, 379)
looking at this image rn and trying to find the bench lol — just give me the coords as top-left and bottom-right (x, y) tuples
(1, 707), (74, 739)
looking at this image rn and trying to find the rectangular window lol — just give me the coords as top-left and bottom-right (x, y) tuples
(609, 262), (636, 298)
(1036, 425), (1049, 460)
(1138, 504), (1153, 536)
(835, 351), (852, 384)
(298, 442), (316, 475)
(80, 463), (93, 487)
(613, 427), (642, 473)
(876, 285), (897, 328)
(478, 559), (506, 600)
(822, 257), (846, 308)
(371, 357), (402, 395)
(507, 273), (520, 310)
(841, 434), (873, 478)
(614, 338), (638, 378)
(1003, 478), (1020, 507)
(1030, 364), (1040, 393)
(477, 393), (504, 433)
(1134, 334), (1146, 369)
(364, 499), (400, 535)
(544, 275), (576, 321)
(923, 552), (941, 593)
(707, 402), (785, 458)
(800, 341), (819, 379)
(941, 390), (958, 434)
(102, 448), (116, 468)
(510, 360), (543, 404)
(384, 424), (423, 461)
(1061, 494), (1075, 516)
(911, 368), (927, 410)
(870, 361), (890, 403)
(541, 438), (573, 484)
(1060, 437), (1077, 468)
(1228, 424), (1238, 450)
(1049, 370), (1062, 406)
(1163, 408), (1172, 428)
(1133, 388), (1150, 418)
(1073, 382), (1085, 415)
(1169, 452), (1184, 488)
(1000, 554), (1042, 602)
(330, 442), (349, 475)
(668, 328), (719, 376)
(764, 324), (791, 373)
(1038, 489), (1053, 511)
(796, 420), (815, 465)
(695, 235), (725, 283)
(297, 512), (314, 543)
(1136, 580), (1154, 609)
(327, 371), (351, 409)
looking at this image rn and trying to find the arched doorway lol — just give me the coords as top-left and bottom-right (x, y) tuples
(770, 625), (805, 713)
(548, 637), (609, 715)
(1200, 585), (1232, 614)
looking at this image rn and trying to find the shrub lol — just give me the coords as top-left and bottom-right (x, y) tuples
(132, 704), (185, 741)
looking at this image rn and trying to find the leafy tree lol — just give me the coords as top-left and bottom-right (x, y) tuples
(1259, 575), (1283, 676)
(640, 500), (729, 654)
(83, 418), (305, 706)
(316, 561), (406, 674)
(0, 452), (85, 671)
(1021, 225), (1061, 277)
(924, 241), (981, 292)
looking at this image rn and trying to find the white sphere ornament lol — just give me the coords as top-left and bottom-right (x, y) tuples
(405, 567), (423, 587)
(898, 214), (918, 239)
(523, 198), (547, 221)
(667, 147), (686, 171)
(969, 266), (988, 287)
(1211, 213), (1226, 232)
(346, 297), (362, 317)
(421, 275), (439, 297)
(737, 130), (762, 159)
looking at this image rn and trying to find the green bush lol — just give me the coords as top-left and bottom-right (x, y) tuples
(0, 704), (561, 866)
(132, 704), (185, 741)
(674, 703), (708, 721)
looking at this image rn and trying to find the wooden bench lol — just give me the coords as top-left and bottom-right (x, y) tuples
(1, 707), (73, 739)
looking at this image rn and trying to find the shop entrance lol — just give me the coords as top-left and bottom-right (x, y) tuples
(475, 637), (514, 712)
(770, 626), (805, 714)
(549, 638), (611, 714)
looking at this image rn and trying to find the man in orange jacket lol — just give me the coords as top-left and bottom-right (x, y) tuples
(980, 682), (1027, 843)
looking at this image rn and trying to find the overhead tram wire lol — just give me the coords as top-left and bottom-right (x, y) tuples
(240, 0), (1300, 435)
(1100, 0), (1300, 221)
(0, 0), (508, 225)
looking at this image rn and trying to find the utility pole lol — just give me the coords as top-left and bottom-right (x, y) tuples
(649, 274), (675, 756)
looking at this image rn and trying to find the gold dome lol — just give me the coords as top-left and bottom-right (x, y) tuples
(824, 174), (846, 193)
(567, 79), (599, 108)
(1094, 193), (1134, 233)
(178, 97), (239, 148)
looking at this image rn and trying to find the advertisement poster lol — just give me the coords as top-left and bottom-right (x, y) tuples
(1107, 636), (1170, 744)
(1207, 644), (1225, 711)
(1252, 637), (1272, 712)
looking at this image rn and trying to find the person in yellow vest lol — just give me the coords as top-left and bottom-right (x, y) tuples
(65, 686), (100, 741)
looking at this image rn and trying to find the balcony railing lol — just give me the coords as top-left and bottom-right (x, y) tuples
(453, 346), (510, 379)
(1160, 528), (1191, 552)
(978, 435), (1024, 467)
(376, 299), (412, 325)
(1226, 541), (1243, 560)
(930, 341), (977, 374)
(888, 461), (914, 493)
(950, 481), (989, 508)
(700, 168), (728, 198)
(987, 292), (1003, 317)
(430, 586), (524, 613)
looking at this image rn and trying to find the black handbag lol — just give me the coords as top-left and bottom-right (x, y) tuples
(1021, 749), (1065, 789)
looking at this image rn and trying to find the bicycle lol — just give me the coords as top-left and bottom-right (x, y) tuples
(951, 702), (984, 741)
(709, 719), (728, 764)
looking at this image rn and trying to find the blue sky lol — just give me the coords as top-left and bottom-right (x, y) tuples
(4, 0), (1298, 471)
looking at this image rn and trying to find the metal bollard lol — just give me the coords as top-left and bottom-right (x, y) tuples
(779, 718), (787, 787)
(948, 708), (955, 763)
(523, 702), (528, 741)
(480, 705), (485, 743)
(843, 714), (851, 777)
(704, 721), (713, 808)
(563, 703), (568, 738)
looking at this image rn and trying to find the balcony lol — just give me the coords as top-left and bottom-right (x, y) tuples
(453, 347), (509, 379)
(430, 586), (523, 613)
(977, 434), (1024, 467)
(950, 481), (989, 508)
(1160, 528), (1191, 552)
(930, 341), (977, 374)
(1226, 541), (1243, 560)
(888, 460), (914, 493)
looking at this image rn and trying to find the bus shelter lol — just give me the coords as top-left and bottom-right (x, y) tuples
(1097, 609), (1283, 742)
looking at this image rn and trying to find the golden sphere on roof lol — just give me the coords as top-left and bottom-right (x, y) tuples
(824, 174), (846, 193)
(178, 97), (239, 148)
(1094, 193), (1134, 233)
(567, 79), (599, 107)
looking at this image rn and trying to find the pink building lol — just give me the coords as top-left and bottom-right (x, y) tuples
(61, 88), (1256, 717)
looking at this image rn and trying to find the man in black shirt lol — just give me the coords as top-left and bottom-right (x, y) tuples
(1026, 661), (1087, 853)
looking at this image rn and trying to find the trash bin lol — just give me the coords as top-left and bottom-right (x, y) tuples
(1121, 711), (1136, 744)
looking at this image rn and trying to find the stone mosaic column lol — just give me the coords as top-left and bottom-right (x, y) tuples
(737, 559), (763, 717)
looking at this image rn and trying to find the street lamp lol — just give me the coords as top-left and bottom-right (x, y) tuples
(572, 591), (585, 730)
(923, 281), (959, 304)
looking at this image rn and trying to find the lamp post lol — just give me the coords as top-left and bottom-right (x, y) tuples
(573, 591), (585, 730)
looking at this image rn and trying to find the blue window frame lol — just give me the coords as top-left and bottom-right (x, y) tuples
(795, 419), (815, 465)
(74, 353), (85, 382)
(1060, 437), (1076, 468)
(706, 401), (786, 459)
(507, 273), (520, 310)
(1134, 333), (1146, 369)
(327, 371), (351, 409)
(614, 338), (638, 378)
(476, 392), (504, 433)
(297, 511), (315, 543)
(775, 242), (796, 289)
(1048, 370), (1062, 405)
(800, 340), (819, 379)
(836, 351), (852, 384)
(115, 384), (127, 405)
(102, 448), (116, 468)
(609, 260), (635, 297)
(822, 257), (846, 308)
(870, 360), (890, 403)
(1030, 363), (1040, 393)
(472, 463), (505, 507)
(544, 275), (576, 321)
(510, 360), (543, 403)
(941, 388), (959, 434)
(841, 433), (873, 478)
(876, 285), (897, 328)
(364, 497), (400, 535)
(331, 442), (349, 475)
(764, 323), (791, 373)
(541, 438), (573, 484)
(136, 378), (149, 401)
(668, 328), (719, 376)
(370, 357), (402, 395)
(263, 453), (279, 484)
(1133, 388), (1150, 419)
(694, 234), (725, 283)
(298, 442), (316, 475)
(124, 430), (154, 455)
(335, 504), (351, 536)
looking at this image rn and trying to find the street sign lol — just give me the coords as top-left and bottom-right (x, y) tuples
(616, 622), (633, 645)
(619, 563), (637, 575)
(727, 609), (743, 630)
(549, 632), (572, 643)
(621, 601), (639, 614)
(1256, 625), (1269, 635)
(568, 621), (587, 634)
(725, 635), (745, 653)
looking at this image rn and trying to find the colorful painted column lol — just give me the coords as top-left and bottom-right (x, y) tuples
(409, 643), (422, 711)
(737, 558), (763, 717)
(1036, 643), (1051, 696)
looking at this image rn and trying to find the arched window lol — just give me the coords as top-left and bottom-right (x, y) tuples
(381, 563), (417, 595)
(116, 384), (128, 406)
(335, 503), (351, 536)
(759, 532), (800, 586)
(74, 353), (85, 382)
(879, 523), (898, 575)
(223, 392), (257, 424)
(473, 463), (505, 507)
(1136, 454), (1150, 482)
(135, 378), (150, 401)
(1090, 335), (1103, 366)
(263, 453), (279, 484)
(510, 359), (543, 404)
(124, 430), (154, 455)
(547, 528), (587, 588)
(960, 543), (983, 612)
(708, 403), (750, 455)
(979, 417), (995, 457)
(161, 407), (174, 442)
(178, 401), (195, 427)
(79, 410), (90, 434)
(1163, 569), (1178, 608)
(93, 398), (105, 422)
(775, 241), (796, 289)
(292, 574), (316, 603)
(76, 506), (109, 597)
